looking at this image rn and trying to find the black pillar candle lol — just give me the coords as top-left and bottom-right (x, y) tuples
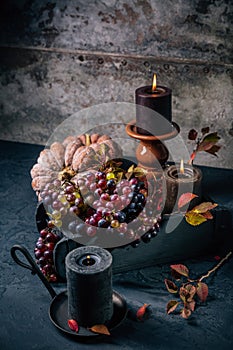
(135, 83), (172, 136)
(65, 246), (113, 327)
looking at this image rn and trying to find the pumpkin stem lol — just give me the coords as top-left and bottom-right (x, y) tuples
(85, 134), (91, 146)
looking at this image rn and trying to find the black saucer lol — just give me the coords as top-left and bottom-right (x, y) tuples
(49, 290), (127, 340)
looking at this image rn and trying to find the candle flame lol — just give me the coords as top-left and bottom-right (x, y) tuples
(180, 159), (185, 174)
(86, 255), (91, 260)
(152, 73), (157, 92)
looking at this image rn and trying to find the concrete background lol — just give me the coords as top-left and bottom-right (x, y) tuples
(0, 0), (232, 168)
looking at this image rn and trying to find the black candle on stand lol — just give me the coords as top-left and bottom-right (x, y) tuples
(66, 246), (113, 327)
(135, 74), (172, 135)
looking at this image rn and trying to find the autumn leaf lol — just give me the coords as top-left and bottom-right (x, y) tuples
(67, 319), (79, 333)
(171, 269), (182, 280)
(178, 193), (198, 209)
(127, 164), (135, 173)
(89, 324), (110, 336)
(202, 210), (213, 219)
(166, 300), (180, 314)
(136, 303), (151, 321)
(188, 129), (198, 140)
(205, 144), (221, 157)
(185, 284), (197, 301)
(179, 285), (196, 303)
(116, 171), (124, 182)
(170, 264), (189, 278)
(164, 279), (178, 294)
(185, 211), (207, 226)
(192, 202), (218, 214)
(186, 300), (195, 312)
(203, 132), (221, 143)
(196, 132), (221, 152)
(201, 127), (210, 135)
(125, 164), (135, 180)
(133, 167), (148, 177)
(196, 282), (209, 302)
(181, 307), (192, 319)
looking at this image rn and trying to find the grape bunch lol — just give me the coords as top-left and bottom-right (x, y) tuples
(34, 222), (61, 282)
(38, 161), (162, 247)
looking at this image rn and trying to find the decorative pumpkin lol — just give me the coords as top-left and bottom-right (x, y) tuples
(30, 134), (122, 196)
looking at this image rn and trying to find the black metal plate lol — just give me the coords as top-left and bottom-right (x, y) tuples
(49, 290), (127, 340)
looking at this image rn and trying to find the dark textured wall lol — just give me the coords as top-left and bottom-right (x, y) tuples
(0, 0), (232, 168)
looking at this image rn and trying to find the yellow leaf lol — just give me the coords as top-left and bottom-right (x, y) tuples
(89, 324), (110, 336)
(185, 211), (207, 226)
(127, 164), (135, 173)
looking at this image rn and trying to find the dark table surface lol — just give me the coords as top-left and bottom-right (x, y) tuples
(0, 140), (233, 350)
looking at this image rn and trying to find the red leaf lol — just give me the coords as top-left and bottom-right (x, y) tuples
(166, 300), (180, 314)
(188, 129), (198, 140)
(170, 264), (189, 278)
(178, 193), (198, 209)
(136, 303), (151, 321)
(186, 300), (195, 312)
(202, 210), (213, 219)
(164, 279), (178, 294)
(68, 319), (79, 333)
(171, 269), (182, 280)
(197, 282), (208, 302)
(201, 127), (210, 135)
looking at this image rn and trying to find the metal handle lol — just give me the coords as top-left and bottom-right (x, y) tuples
(10, 244), (56, 299)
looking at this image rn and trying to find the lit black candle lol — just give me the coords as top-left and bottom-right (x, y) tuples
(66, 246), (113, 327)
(135, 74), (172, 136)
(163, 160), (202, 214)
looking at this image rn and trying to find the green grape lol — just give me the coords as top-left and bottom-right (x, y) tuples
(54, 219), (62, 228)
(106, 172), (115, 180)
(52, 210), (61, 220)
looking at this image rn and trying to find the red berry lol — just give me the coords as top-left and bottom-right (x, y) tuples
(46, 232), (57, 243)
(136, 303), (150, 321)
(40, 229), (48, 238)
(68, 319), (79, 333)
(49, 274), (57, 283)
(97, 179), (107, 189)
